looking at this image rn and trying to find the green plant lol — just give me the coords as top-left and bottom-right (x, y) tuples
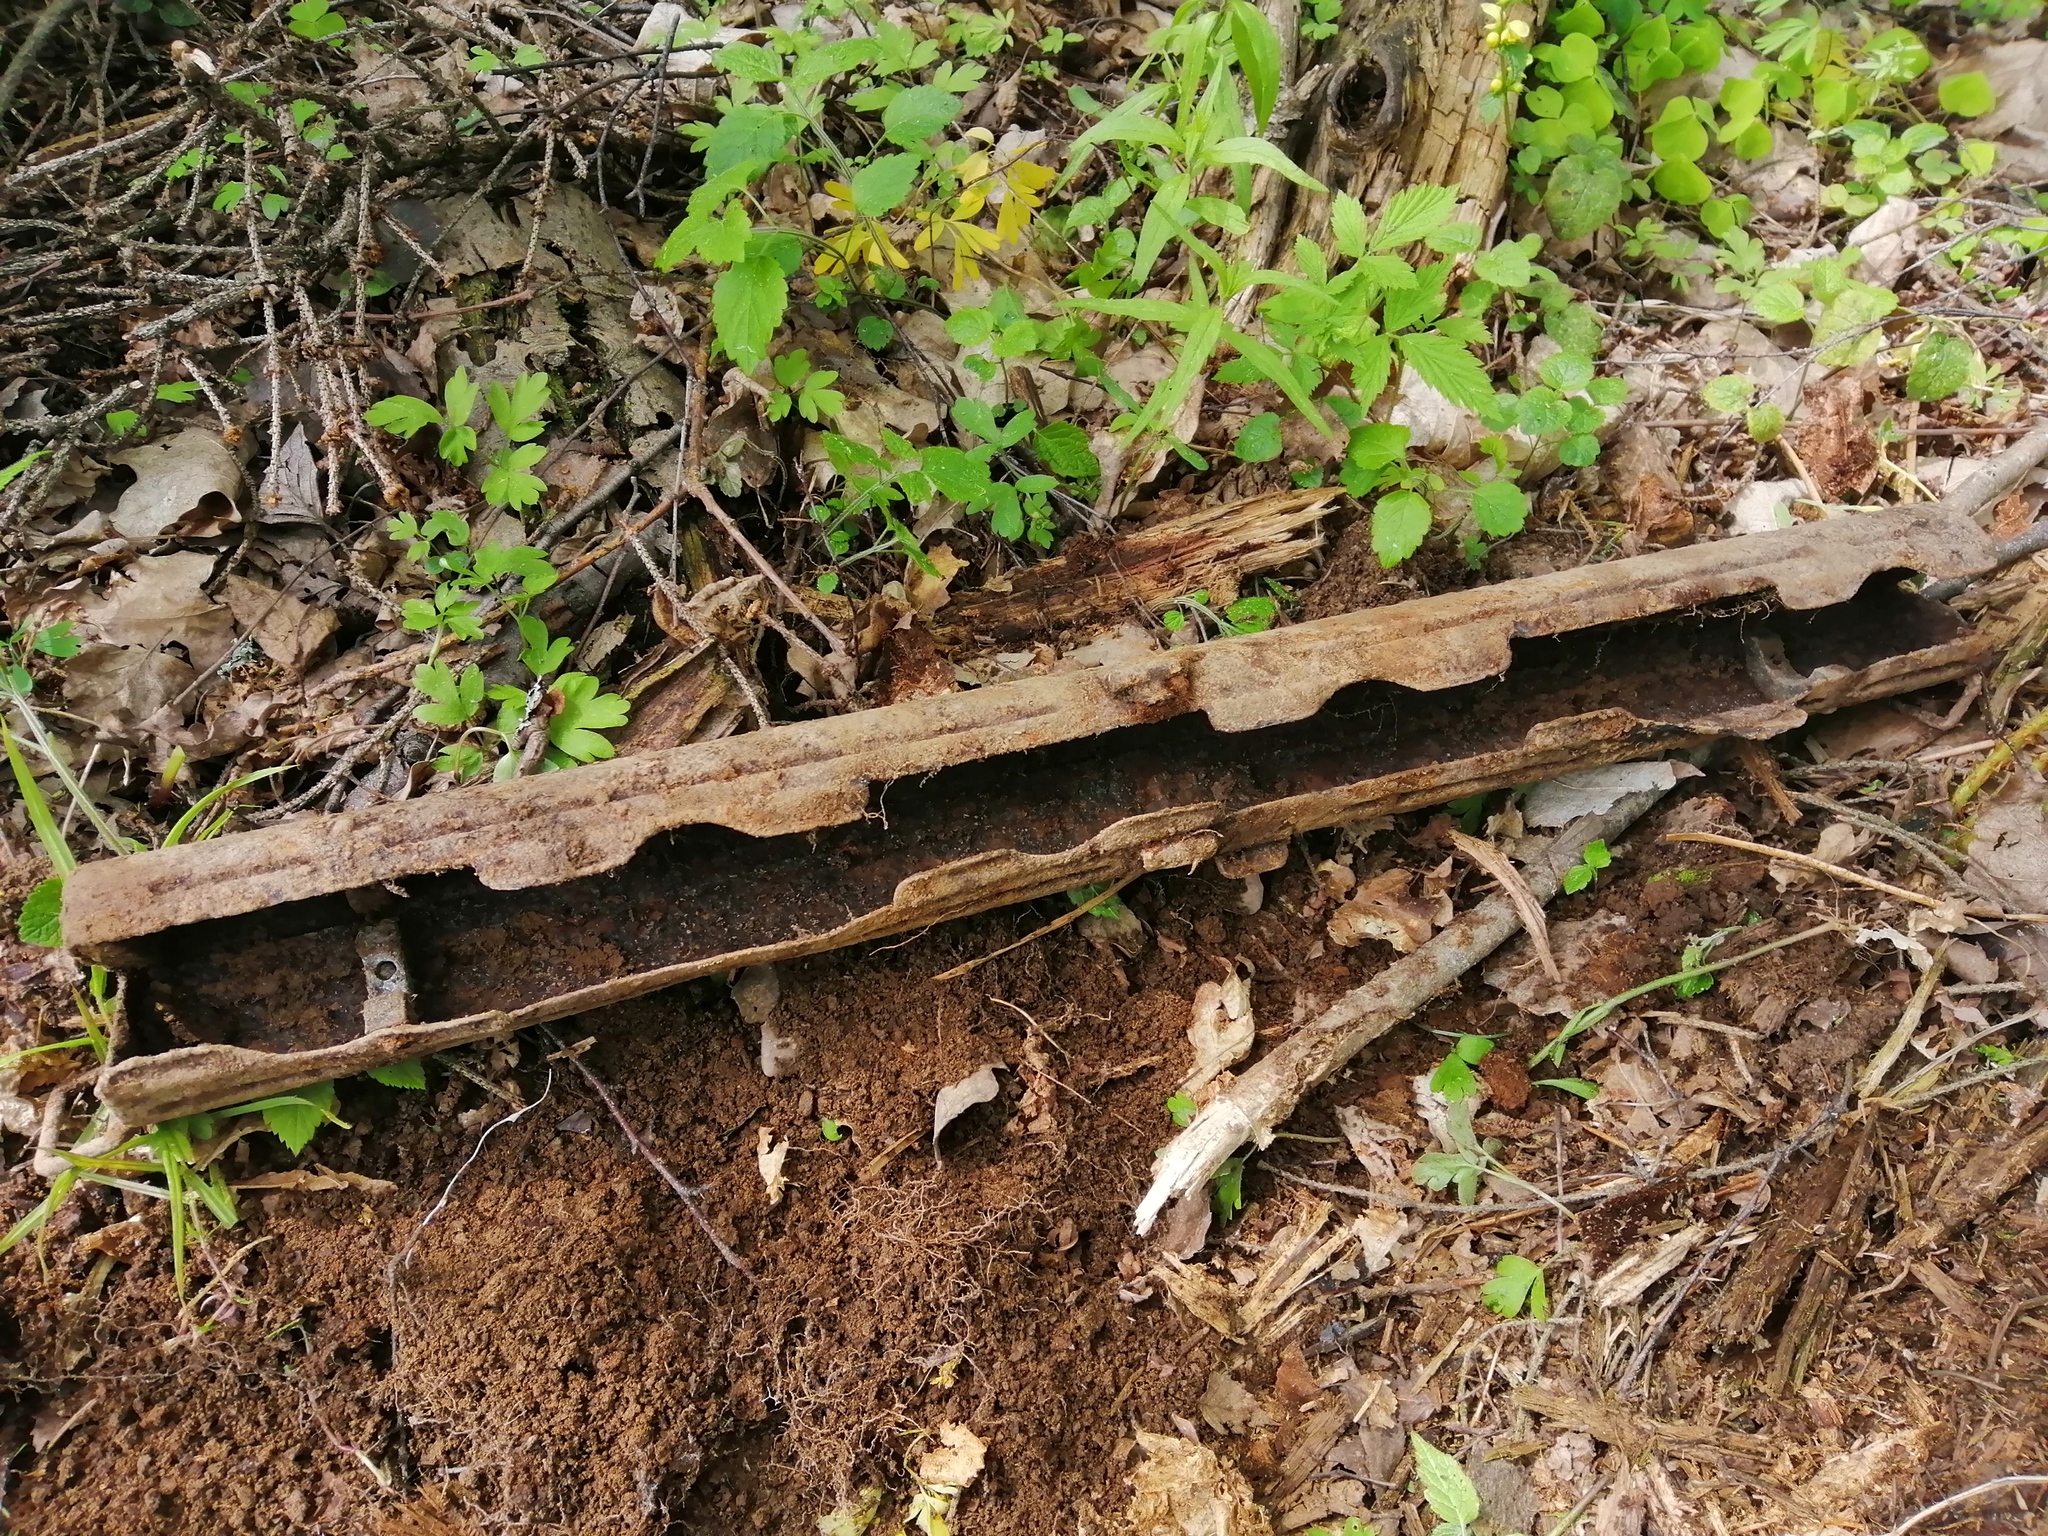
(1429, 1034), (1496, 1101)
(1481, 1253), (1550, 1320)
(1212, 1154), (1246, 1221)
(286, 0), (347, 44)
(468, 42), (547, 73)
(1066, 881), (1129, 919)
(1159, 586), (1280, 638)
(1409, 1433), (1482, 1536)
(1532, 924), (1828, 1068)
(1166, 1092), (1197, 1126)
(1559, 838), (1611, 894)
(767, 350), (848, 423)
(821, 1117), (848, 1141)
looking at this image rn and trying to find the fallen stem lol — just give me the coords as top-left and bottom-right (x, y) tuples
(1133, 782), (1675, 1236)
(1950, 703), (2048, 811)
(1663, 831), (2048, 922)
(930, 874), (1141, 983)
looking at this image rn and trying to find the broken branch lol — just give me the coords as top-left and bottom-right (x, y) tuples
(1132, 781), (1676, 1236)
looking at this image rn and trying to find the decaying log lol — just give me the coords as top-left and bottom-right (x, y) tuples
(63, 508), (1997, 1125)
(1133, 782), (1670, 1234)
(930, 488), (1333, 649)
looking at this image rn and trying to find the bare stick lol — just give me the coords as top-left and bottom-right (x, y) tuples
(551, 1034), (755, 1279)
(1133, 784), (1673, 1235)
(681, 476), (851, 669)
(1880, 1475), (2048, 1536)
(930, 873), (1141, 983)
(1664, 831), (2048, 921)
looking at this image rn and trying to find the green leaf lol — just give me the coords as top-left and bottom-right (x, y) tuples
(287, 0), (346, 43)
(481, 444), (549, 510)
(412, 660), (484, 727)
(368, 1059), (428, 1089)
(1648, 105), (1709, 165)
(1481, 1255), (1547, 1319)
(365, 394), (443, 439)
(1233, 412), (1284, 463)
(713, 254), (787, 371)
(1209, 137), (1324, 189)
(1373, 185), (1459, 250)
(442, 365), (479, 426)
(1745, 403), (1785, 443)
(715, 41), (784, 81)
(488, 373), (551, 441)
(1430, 1053), (1479, 1101)
(1032, 420), (1100, 480)
(546, 673), (631, 763)
(1751, 280), (1807, 325)
(1397, 332), (1494, 413)
(850, 153), (920, 217)
(517, 613), (573, 678)
(883, 84), (964, 146)
(1538, 350), (1594, 393)
(1535, 1077), (1600, 1099)
(259, 1081), (339, 1155)
(856, 315), (896, 350)
(1651, 158), (1714, 205)
(1228, 0), (1282, 129)
(1907, 330), (1976, 402)
(1372, 490), (1432, 568)
(18, 876), (62, 947)
(471, 541), (558, 594)
(1544, 150), (1631, 241)
(1469, 479), (1528, 538)
(1473, 241), (1533, 288)
(1701, 373), (1756, 413)
(1331, 193), (1369, 260)
(1533, 30), (1599, 83)
(211, 181), (248, 213)
(1166, 1091), (1197, 1127)
(1581, 839), (1611, 871)
(697, 104), (800, 178)
(1938, 71), (1996, 118)
(1409, 1434), (1482, 1532)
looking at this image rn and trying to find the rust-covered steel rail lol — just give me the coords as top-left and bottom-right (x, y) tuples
(65, 506), (1998, 1125)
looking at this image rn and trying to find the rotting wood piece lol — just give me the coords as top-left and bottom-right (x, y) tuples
(65, 509), (1997, 1125)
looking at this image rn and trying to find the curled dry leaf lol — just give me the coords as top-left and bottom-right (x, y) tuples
(1449, 829), (1559, 981)
(905, 542), (966, 619)
(1326, 867), (1440, 953)
(1198, 1370), (1278, 1436)
(222, 575), (339, 679)
(1180, 964), (1254, 1097)
(916, 1422), (988, 1490)
(109, 428), (243, 542)
(756, 1126), (790, 1207)
(235, 1166), (397, 1194)
(1126, 1430), (1272, 1536)
(932, 1064), (1002, 1156)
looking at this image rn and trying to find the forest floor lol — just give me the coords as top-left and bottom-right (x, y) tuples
(3, 0), (2048, 1532)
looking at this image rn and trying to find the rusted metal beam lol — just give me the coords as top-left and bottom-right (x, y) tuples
(66, 506), (1996, 1125)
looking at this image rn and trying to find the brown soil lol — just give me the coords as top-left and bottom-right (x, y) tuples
(4, 776), (2046, 1534)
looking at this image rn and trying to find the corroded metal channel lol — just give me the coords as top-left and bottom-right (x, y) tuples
(65, 507), (1998, 1124)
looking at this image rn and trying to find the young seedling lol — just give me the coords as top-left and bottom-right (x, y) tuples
(1428, 1033), (1496, 1101)
(1481, 1254), (1550, 1320)
(1559, 837), (1612, 894)
(820, 1117), (848, 1141)
(1165, 1092), (1197, 1127)
(1408, 1432), (1482, 1536)
(1212, 1155), (1247, 1222)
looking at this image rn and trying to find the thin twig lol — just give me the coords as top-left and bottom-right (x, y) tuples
(1664, 831), (2048, 922)
(930, 874), (1141, 983)
(547, 1031), (754, 1279)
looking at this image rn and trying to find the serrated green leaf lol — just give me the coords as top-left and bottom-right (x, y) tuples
(365, 394), (443, 439)
(882, 84), (963, 146)
(488, 373), (551, 441)
(1233, 412), (1284, 463)
(547, 672), (631, 763)
(1409, 1434), (1482, 1530)
(1373, 185), (1459, 250)
(1397, 332), (1494, 413)
(1701, 373), (1756, 413)
(1543, 151), (1631, 241)
(1331, 193), (1369, 260)
(1372, 490), (1432, 568)
(850, 153), (919, 217)
(1538, 349), (1595, 392)
(17, 876), (62, 947)
(481, 444), (548, 510)
(1032, 420), (1099, 480)
(713, 254), (787, 372)
(368, 1059), (428, 1089)
(1469, 478), (1528, 538)
(1906, 330), (1976, 402)
(258, 1081), (339, 1155)
(1750, 280), (1807, 324)
(1430, 1053), (1479, 1100)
